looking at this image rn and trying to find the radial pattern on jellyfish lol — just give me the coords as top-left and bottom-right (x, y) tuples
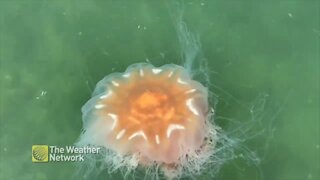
(81, 63), (209, 165)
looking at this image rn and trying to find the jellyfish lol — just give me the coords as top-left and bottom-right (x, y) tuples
(75, 1), (267, 179)
(77, 62), (217, 179)
(74, 1), (221, 178)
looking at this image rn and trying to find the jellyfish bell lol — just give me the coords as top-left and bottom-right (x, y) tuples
(77, 63), (217, 179)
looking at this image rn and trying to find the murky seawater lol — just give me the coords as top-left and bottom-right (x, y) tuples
(0, 0), (319, 180)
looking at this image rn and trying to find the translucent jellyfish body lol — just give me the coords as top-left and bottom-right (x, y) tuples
(77, 63), (217, 179)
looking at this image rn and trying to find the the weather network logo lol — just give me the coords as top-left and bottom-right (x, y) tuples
(32, 144), (101, 162)
(32, 145), (49, 162)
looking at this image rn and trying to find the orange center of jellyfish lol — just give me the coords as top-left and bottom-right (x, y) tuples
(94, 65), (207, 163)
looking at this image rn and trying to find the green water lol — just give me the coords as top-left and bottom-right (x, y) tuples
(0, 0), (319, 180)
